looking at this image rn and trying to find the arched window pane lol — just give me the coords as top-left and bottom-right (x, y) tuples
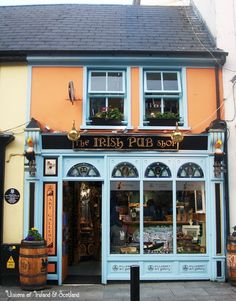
(177, 163), (204, 178)
(145, 162), (171, 178)
(67, 163), (100, 177)
(112, 162), (138, 178)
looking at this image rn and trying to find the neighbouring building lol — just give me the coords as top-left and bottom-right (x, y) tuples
(0, 3), (227, 284)
(192, 0), (236, 240)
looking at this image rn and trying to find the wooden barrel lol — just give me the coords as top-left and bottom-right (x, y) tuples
(19, 240), (47, 290)
(227, 235), (236, 286)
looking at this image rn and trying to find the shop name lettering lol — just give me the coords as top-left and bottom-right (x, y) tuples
(73, 136), (178, 150)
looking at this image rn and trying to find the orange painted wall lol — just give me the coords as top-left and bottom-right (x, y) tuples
(30, 66), (223, 134)
(31, 67), (83, 132)
(131, 67), (139, 128)
(187, 68), (223, 133)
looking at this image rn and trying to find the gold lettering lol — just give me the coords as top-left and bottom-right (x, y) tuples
(146, 138), (153, 147)
(157, 139), (176, 148)
(94, 138), (107, 147)
(128, 137), (137, 147)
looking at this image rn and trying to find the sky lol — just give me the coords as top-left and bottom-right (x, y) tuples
(0, 0), (189, 6)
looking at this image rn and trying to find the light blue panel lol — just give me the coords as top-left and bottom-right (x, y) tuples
(142, 157), (174, 177)
(27, 55), (218, 67)
(108, 157), (141, 179)
(57, 156), (63, 285)
(63, 156), (105, 178)
(143, 261), (174, 274)
(107, 261), (140, 280)
(179, 261), (209, 275)
(23, 179), (30, 238)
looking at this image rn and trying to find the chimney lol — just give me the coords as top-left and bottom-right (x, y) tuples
(133, 0), (141, 5)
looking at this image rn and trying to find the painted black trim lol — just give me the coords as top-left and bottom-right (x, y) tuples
(29, 182), (35, 229)
(216, 261), (222, 277)
(215, 183), (222, 254)
(42, 134), (208, 151)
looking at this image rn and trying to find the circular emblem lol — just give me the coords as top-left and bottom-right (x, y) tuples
(4, 188), (20, 205)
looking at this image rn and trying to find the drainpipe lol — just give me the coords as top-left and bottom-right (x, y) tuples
(215, 64), (221, 119)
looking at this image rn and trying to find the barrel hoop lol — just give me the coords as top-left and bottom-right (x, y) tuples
(20, 273), (47, 278)
(19, 254), (47, 258)
(20, 246), (46, 250)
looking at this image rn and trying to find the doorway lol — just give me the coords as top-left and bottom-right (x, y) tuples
(62, 181), (102, 283)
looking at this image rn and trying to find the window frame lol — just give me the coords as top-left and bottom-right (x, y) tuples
(144, 71), (181, 93)
(141, 68), (187, 129)
(84, 68), (129, 128)
(88, 70), (126, 94)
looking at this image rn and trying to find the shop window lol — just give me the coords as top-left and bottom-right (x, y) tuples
(86, 70), (127, 126)
(145, 162), (171, 178)
(143, 71), (182, 127)
(143, 181), (173, 254)
(112, 162), (139, 178)
(110, 181), (140, 254)
(176, 181), (206, 254)
(67, 163), (100, 177)
(177, 162), (204, 178)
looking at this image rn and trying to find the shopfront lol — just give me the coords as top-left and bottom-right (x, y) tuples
(23, 131), (226, 285)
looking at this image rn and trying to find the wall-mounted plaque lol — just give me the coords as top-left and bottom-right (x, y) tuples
(4, 188), (20, 204)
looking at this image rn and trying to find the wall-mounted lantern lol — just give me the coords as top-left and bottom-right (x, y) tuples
(171, 122), (184, 150)
(67, 121), (80, 141)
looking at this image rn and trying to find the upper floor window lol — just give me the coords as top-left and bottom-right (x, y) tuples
(86, 70), (127, 126)
(143, 71), (182, 127)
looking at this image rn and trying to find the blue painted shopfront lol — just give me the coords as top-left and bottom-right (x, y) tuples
(24, 131), (226, 284)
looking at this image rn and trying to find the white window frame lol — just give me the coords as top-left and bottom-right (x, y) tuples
(144, 71), (181, 93)
(140, 68), (188, 129)
(88, 70), (126, 94)
(82, 68), (130, 129)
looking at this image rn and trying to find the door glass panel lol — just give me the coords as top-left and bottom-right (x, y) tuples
(110, 181), (140, 254)
(176, 181), (206, 254)
(143, 181), (173, 254)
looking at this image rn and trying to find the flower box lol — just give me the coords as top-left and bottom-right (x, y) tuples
(90, 117), (123, 126)
(146, 118), (179, 126)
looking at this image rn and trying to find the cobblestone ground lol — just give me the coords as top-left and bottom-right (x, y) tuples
(0, 281), (236, 301)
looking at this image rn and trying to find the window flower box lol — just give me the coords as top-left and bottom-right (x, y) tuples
(146, 118), (179, 126)
(90, 107), (124, 126)
(90, 117), (123, 126)
(145, 112), (179, 126)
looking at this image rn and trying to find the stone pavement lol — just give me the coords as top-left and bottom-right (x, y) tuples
(0, 281), (236, 301)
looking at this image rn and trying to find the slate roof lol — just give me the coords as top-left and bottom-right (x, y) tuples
(0, 4), (225, 58)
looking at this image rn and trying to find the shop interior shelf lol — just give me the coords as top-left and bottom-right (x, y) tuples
(122, 220), (189, 225)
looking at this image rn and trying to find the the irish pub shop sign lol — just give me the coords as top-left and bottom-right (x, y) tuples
(73, 135), (178, 151)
